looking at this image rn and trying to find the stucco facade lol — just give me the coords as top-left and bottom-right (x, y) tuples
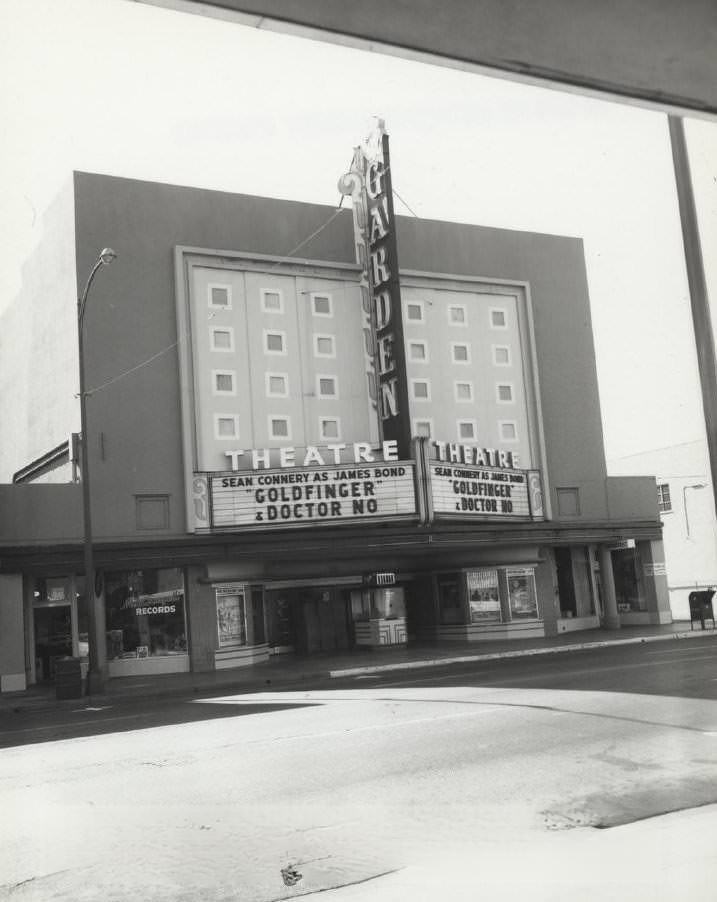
(0, 171), (669, 691)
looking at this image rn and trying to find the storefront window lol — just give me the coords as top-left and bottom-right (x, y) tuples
(350, 589), (371, 622)
(33, 577), (74, 681)
(438, 574), (463, 624)
(371, 587), (406, 619)
(506, 568), (539, 619)
(105, 568), (187, 660)
(467, 569), (502, 623)
(612, 549), (645, 611)
(215, 586), (247, 647)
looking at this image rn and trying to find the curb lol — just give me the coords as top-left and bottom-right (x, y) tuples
(327, 629), (717, 677)
(2, 629), (714, 713)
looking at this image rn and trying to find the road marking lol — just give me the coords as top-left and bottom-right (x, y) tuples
(1, 712), (153, 736)
(640, 653), (716, 664)
(381, 655), (717, 688)
(645, 647), (715, 656)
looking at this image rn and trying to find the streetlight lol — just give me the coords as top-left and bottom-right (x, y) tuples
(683, 482), (707, 537)
(78, 248), (117, 694)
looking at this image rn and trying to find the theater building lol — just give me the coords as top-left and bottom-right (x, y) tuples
(0, 144), (670, 691)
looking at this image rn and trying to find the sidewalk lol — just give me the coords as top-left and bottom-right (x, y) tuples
(2, 620), (714, 714)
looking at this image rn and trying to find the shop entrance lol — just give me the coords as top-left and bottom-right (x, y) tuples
(33, 605), (72, 682)
(296, 588), (350, 655)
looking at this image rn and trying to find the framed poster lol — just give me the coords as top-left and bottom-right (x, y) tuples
(467, 569), (502, 623)
(506, 568), (539, 619)
(215, 586), (246, 647)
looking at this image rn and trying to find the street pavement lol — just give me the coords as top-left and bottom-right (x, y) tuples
(2, 623), (717, 901)
(2, 620), (715, 714)
(2, 660), (717, 900)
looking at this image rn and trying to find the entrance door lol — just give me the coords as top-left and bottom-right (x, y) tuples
(555, 547), (577, 617)
(298, 589), (349, 654)
(34, 606), (72, 681)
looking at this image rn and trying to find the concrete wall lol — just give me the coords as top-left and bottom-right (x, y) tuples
(0, 574), (26, 691)
(185, 566), (217, 672)
(0, 484), (82, 544)
(606, 475), (660, 521)
(609, 440), (716, 619)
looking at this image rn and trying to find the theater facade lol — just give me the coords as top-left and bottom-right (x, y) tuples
(0, 133), (670, 691)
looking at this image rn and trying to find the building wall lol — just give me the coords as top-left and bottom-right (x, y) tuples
(189, 264), (372, 471)
(401, 282), (534, 462)
(609, 440), (717, 620)
(3, 172), (642, 547)
(0, 574), (26, 692)
(0, 180), (78, 480)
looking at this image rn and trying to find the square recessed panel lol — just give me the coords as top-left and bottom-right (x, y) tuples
(556, 488), (580, 516)
(209, 284), (231, 309)
(312, 294), (332, 316)
(135, 495), (169, 530)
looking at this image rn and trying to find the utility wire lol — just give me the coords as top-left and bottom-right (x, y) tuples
(392, 186), (420, 218)
(86, 158), (356, 398)
(85, 341), (178, 397)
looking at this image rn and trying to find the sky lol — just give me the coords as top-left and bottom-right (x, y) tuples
(1, 0), (716, 465)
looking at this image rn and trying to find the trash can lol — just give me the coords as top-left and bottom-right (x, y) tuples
(55, 657), (84, 699)
(688, 589), (716, 630)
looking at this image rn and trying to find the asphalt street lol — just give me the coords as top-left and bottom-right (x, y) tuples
(1, 638), (716, 901)
(2, 637), (716, 749)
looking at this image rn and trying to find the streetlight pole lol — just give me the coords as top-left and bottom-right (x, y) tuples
(78, 248), (117, 695)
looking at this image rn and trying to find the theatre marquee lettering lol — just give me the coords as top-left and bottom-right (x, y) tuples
(430, 463), (533, 518)
(209, 464), (416, 528)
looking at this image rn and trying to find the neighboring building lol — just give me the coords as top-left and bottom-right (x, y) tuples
(0, 164), (670, 693)
(609, 439), (717, 621)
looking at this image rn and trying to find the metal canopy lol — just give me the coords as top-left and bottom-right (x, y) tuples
(137, 0), (717, 118)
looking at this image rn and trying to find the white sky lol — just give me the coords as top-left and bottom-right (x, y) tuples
(1, 0), (716, 464)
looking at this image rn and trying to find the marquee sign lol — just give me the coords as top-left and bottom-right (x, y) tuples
(338, 122), (412, 459)
(429, 461), (544, 520)
(202, 462), (417, 529)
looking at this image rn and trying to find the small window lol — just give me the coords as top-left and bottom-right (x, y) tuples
(412, 379), (430, 401)
(312, 294), (333, 317)
(314, 334), (336, 358)
(500, 421), (518, 441)
(452, 343), (471, 364)
(413, 420), (433, 438)
(409, 341), (428, 362)
(261, 289), (283, 314)
(269, 416), (291, 439)
(215, 414), (239, 439)
(455, 381), (473, 402)
(209, 284), (231, 309)
(490, 308), (507, 329)
(319, 417), (341, 440)
(317, 375), (338, 398)
(493, 345), (511, 366)
(266, 372), (288, 397)
(264, 331), (286, 355)
(213, 370), (235, 395)
(657, 483), (672, 513)
(406, 301), (425, 322)
(211, 327), (234, 352)
(497, 383), (514, 403)
(448, 305), (467, 326)
(457, 420), (477, 440)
